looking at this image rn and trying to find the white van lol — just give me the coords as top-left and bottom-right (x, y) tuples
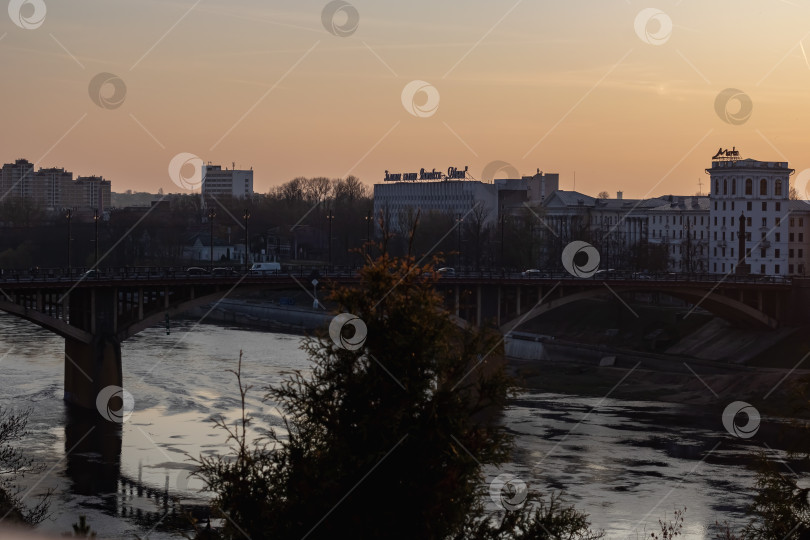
(250, 262), (281, 274)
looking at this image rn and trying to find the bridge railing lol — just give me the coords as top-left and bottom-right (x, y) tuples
(0, 265), (795, 286)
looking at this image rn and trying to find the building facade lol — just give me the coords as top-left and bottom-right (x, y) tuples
(202, 164), (254, 199)
(0, 159), (111, 211)
(706, 155), (793, 275)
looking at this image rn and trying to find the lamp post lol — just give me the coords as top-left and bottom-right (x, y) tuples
(500, 205), (505, 268)
(326, 209), (335, 267)
(455, 213), (463, 268)
(364, 209), (372, 258)
(66, 209), (72, 274)
(208, 208), (216, 269)
(93, 209), (99, 266)
(243, 209), (250, 273)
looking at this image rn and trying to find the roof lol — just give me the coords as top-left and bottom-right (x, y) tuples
(648, 196), (710, 212)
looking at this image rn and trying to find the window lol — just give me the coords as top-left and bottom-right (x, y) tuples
(724, 179), (728, 195)
(776, 233), (780, 241)
(714, 231), (717, 240)
(747, 201), (752, 211)
(761, 249), (767, 258)
(732, 217), (735, 226)
(790, 249), (795, 258)
(746, 178), (753, 195)
(701, 216), (704, 225)
(801, 233), (805, 242)
(732, 180), (737, 195)
(801, 219), (805, 227)
(801, 264), (806, 274)
(731, 248), (734, 257)
(747, 217), (752, 226)
(776, 218), (781, 227)
(747, 233), (752, 241)
(714, 247), (717, 256)
(790, 264), (794, 273)
(776, 265), (781, 273)
(762, 217), (767, 227)
(700, 231), (704, 239)
(760, 179), (768, 195)
(680, 216), (683, 225)
(790, 233), (795, 241)
(791, 218), (795, 226)
(723, 202), (727, 211)
(776, 180), (783, 196)
(801, 249), (805, 258)
(714, 263), (717, 272)
(714, 201), (718, 210)
(761, 264), (766, 274)
(723, 217), (726, 226)
(775, 249), (780, 258)
(715, 179), (720, 194)
(722, 248), (726, 257)
(762, 202), (767, 211)
(723, 232), (726, 240)
(723, 263), (726, 272)
(714, 217), (718, 226)
(776, 202), (781, 212)
(732, 202), (735, 211)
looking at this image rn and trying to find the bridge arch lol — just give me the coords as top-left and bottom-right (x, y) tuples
(499, 285), (778, 334)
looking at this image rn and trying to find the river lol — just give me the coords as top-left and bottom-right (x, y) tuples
(0, 314), (797, 539)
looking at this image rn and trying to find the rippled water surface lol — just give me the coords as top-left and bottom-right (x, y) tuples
(0, 314), (792, 539)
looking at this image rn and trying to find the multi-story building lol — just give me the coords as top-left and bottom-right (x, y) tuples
(202, 164), (254, 199)
(787, 201), (810, 276)
(372, 166), (499, 232)
(0, 159), (111, 211)
(648, 196), (710, 272)
(706, 152), (793, 275)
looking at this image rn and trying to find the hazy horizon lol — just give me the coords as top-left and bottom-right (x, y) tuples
(3, 0), (810, 198)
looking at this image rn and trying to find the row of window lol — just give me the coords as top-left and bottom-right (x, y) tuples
(714, 177), (785, 197)
(714, 201), (784, 212)
(712, 263), (801, 274)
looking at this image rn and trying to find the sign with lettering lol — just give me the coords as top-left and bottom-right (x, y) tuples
(712, 147), (741, 161)
(383, 166), (470, 182)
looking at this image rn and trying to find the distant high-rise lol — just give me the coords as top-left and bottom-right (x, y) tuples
(0, 159), (111, 211)
(202, 164), (254, 199)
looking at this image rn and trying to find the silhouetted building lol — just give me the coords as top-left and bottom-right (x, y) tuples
(202, 164), (254, 199)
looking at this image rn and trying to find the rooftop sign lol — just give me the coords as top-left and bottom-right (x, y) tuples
(712, 147), (741, 161)
(384, 166), (469, 182)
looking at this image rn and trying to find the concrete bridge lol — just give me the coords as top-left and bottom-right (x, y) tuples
(0, 267), (803, 412)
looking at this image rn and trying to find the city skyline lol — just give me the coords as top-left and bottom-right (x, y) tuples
(3, 1), (810, 196)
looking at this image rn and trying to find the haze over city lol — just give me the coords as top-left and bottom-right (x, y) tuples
(3, 0), (810, 195)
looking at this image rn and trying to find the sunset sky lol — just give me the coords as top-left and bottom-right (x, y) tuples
(2, 0), (810, 198)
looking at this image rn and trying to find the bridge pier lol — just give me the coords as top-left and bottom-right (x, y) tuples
(64, 335), (122, 410)
(64, 288), (123, 411)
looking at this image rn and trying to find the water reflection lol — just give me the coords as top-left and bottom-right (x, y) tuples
(63, 407), (209, 536)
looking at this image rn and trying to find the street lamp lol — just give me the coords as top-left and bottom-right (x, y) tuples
(455, 213), (463, 268)
(208, 208), (216, 269)
(326, 209), (335, 267)
(364, 209), (372, 258)
(65, 209), (72, 274)
(243, 208), (250, 273)
(93, 209), (99, 266)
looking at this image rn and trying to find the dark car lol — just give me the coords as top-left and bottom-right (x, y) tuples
(186, 267), (208, 276)
(212, 267), (238, 277)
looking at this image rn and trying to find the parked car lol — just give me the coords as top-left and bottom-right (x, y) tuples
(437, 267), (456, 276)
(250, 262), (281, 274)
(81, 269), (102, 278)
(522, 268), (544, 277)
(186, 266), (208, 276)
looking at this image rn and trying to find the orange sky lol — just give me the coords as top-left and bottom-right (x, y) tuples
(2, 0), (810, 198)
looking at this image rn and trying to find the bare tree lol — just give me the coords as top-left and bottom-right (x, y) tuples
(597, 191), (609, 199)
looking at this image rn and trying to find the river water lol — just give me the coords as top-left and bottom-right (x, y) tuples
(0, 314), (797, 539)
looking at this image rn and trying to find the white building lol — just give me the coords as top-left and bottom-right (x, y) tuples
(648, 196), (710, 272)
(706, 152), (793, 275)
(372, 167), (499, 232)
(202, 164), (254, 199)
